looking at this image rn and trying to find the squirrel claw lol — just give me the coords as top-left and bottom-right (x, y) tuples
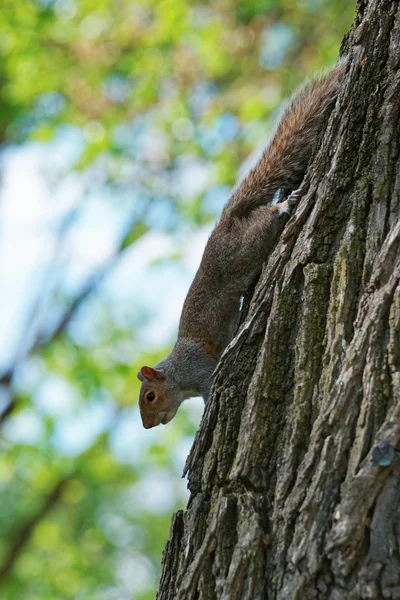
(287, 188), (302, 209)
(277, 188), (302, 216)
(277, 188), (302, 217)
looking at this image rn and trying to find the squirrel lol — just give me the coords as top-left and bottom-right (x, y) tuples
(137, 60), (346, 429)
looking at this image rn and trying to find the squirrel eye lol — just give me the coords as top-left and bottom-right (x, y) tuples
(147, 392), (155, 402)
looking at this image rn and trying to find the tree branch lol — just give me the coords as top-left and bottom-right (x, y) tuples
(0, 478), (69, 584)
(0, 211), (144, 425)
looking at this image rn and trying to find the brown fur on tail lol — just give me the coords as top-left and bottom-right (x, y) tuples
(224, 59), (347, 219)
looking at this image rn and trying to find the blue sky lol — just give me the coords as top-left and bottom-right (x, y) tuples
(0, 137), (208, 465)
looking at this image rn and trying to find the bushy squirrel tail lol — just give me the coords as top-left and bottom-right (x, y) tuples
(225, 58), (347, 219)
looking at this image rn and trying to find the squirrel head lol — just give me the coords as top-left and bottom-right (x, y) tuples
(137, 366), (182, 429)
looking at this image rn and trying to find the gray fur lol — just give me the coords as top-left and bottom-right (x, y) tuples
(138, 59), (347, 428)
(155, 338), (216, 402)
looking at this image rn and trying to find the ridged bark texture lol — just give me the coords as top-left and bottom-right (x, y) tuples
(157, 1), (400, 598)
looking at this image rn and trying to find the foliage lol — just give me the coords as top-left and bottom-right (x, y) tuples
(0, 0), (353, 598)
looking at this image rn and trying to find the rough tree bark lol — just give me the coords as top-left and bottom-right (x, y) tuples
(157, 0), (400, 598)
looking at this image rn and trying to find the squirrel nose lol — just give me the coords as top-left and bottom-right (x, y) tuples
(142, 412), (167, 429)
(142, 416), (159, 429)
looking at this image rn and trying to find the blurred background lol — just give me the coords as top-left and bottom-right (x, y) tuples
(0, 1), (353, 598)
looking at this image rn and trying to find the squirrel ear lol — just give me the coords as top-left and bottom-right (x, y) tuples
(138, 366), (165, 382)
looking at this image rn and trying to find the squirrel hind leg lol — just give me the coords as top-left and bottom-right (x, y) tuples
(240, 204), (287, 249)
(242, 189), (302, 246)
(277, 200), (292, 217)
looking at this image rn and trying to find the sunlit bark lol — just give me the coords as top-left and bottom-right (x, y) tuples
(158, 1), (400, 597)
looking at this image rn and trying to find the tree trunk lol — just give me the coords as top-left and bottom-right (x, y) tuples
(157, 0), (400, 597)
